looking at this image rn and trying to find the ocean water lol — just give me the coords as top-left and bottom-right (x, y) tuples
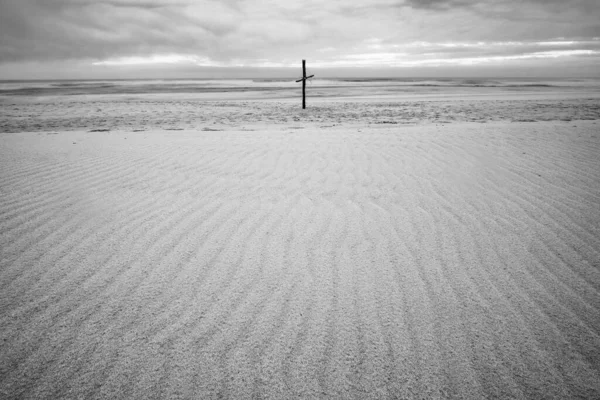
(1, 77), (599, 97)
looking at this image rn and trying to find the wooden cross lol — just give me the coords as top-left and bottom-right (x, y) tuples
(295, 59), (314, 109)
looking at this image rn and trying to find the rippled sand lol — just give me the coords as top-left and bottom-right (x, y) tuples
(1, 95), (600, 398)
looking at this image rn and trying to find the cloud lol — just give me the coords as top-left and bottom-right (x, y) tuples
(400, 0), (476, 10)
(0, 0), (598, 76)
(401, 0), (598, 14)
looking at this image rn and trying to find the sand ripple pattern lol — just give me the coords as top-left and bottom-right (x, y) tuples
(1, 122), (600, 399)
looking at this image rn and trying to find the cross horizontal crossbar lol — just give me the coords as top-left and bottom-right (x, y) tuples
(295, 75), (314, 83)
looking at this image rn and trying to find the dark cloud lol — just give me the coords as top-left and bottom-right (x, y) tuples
(0, 0), (223, 62)
(399, 0), (599, 39)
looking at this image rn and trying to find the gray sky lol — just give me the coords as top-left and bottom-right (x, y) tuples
(0, 0), (599, 79)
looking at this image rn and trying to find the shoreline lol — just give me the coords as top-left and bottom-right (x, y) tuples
(2, 92), (600, 134)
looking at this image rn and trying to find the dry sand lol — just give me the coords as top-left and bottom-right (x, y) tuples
(1, 91), (600, 399)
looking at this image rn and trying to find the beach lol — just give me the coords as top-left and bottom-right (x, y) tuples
(1, 80), (600, 398)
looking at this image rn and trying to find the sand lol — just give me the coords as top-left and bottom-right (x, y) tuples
(1, 90), (600, 399)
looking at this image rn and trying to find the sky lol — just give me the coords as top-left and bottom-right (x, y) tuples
(0, 0), (599, 79)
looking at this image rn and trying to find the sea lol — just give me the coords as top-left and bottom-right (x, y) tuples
(1, 77), (599, 97)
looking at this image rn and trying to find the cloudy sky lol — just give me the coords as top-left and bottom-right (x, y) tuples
(0, 0), (599, 79)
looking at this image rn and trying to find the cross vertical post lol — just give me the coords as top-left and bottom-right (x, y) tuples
(295, 60), (314, 109)
(302, 59), (306, 109)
